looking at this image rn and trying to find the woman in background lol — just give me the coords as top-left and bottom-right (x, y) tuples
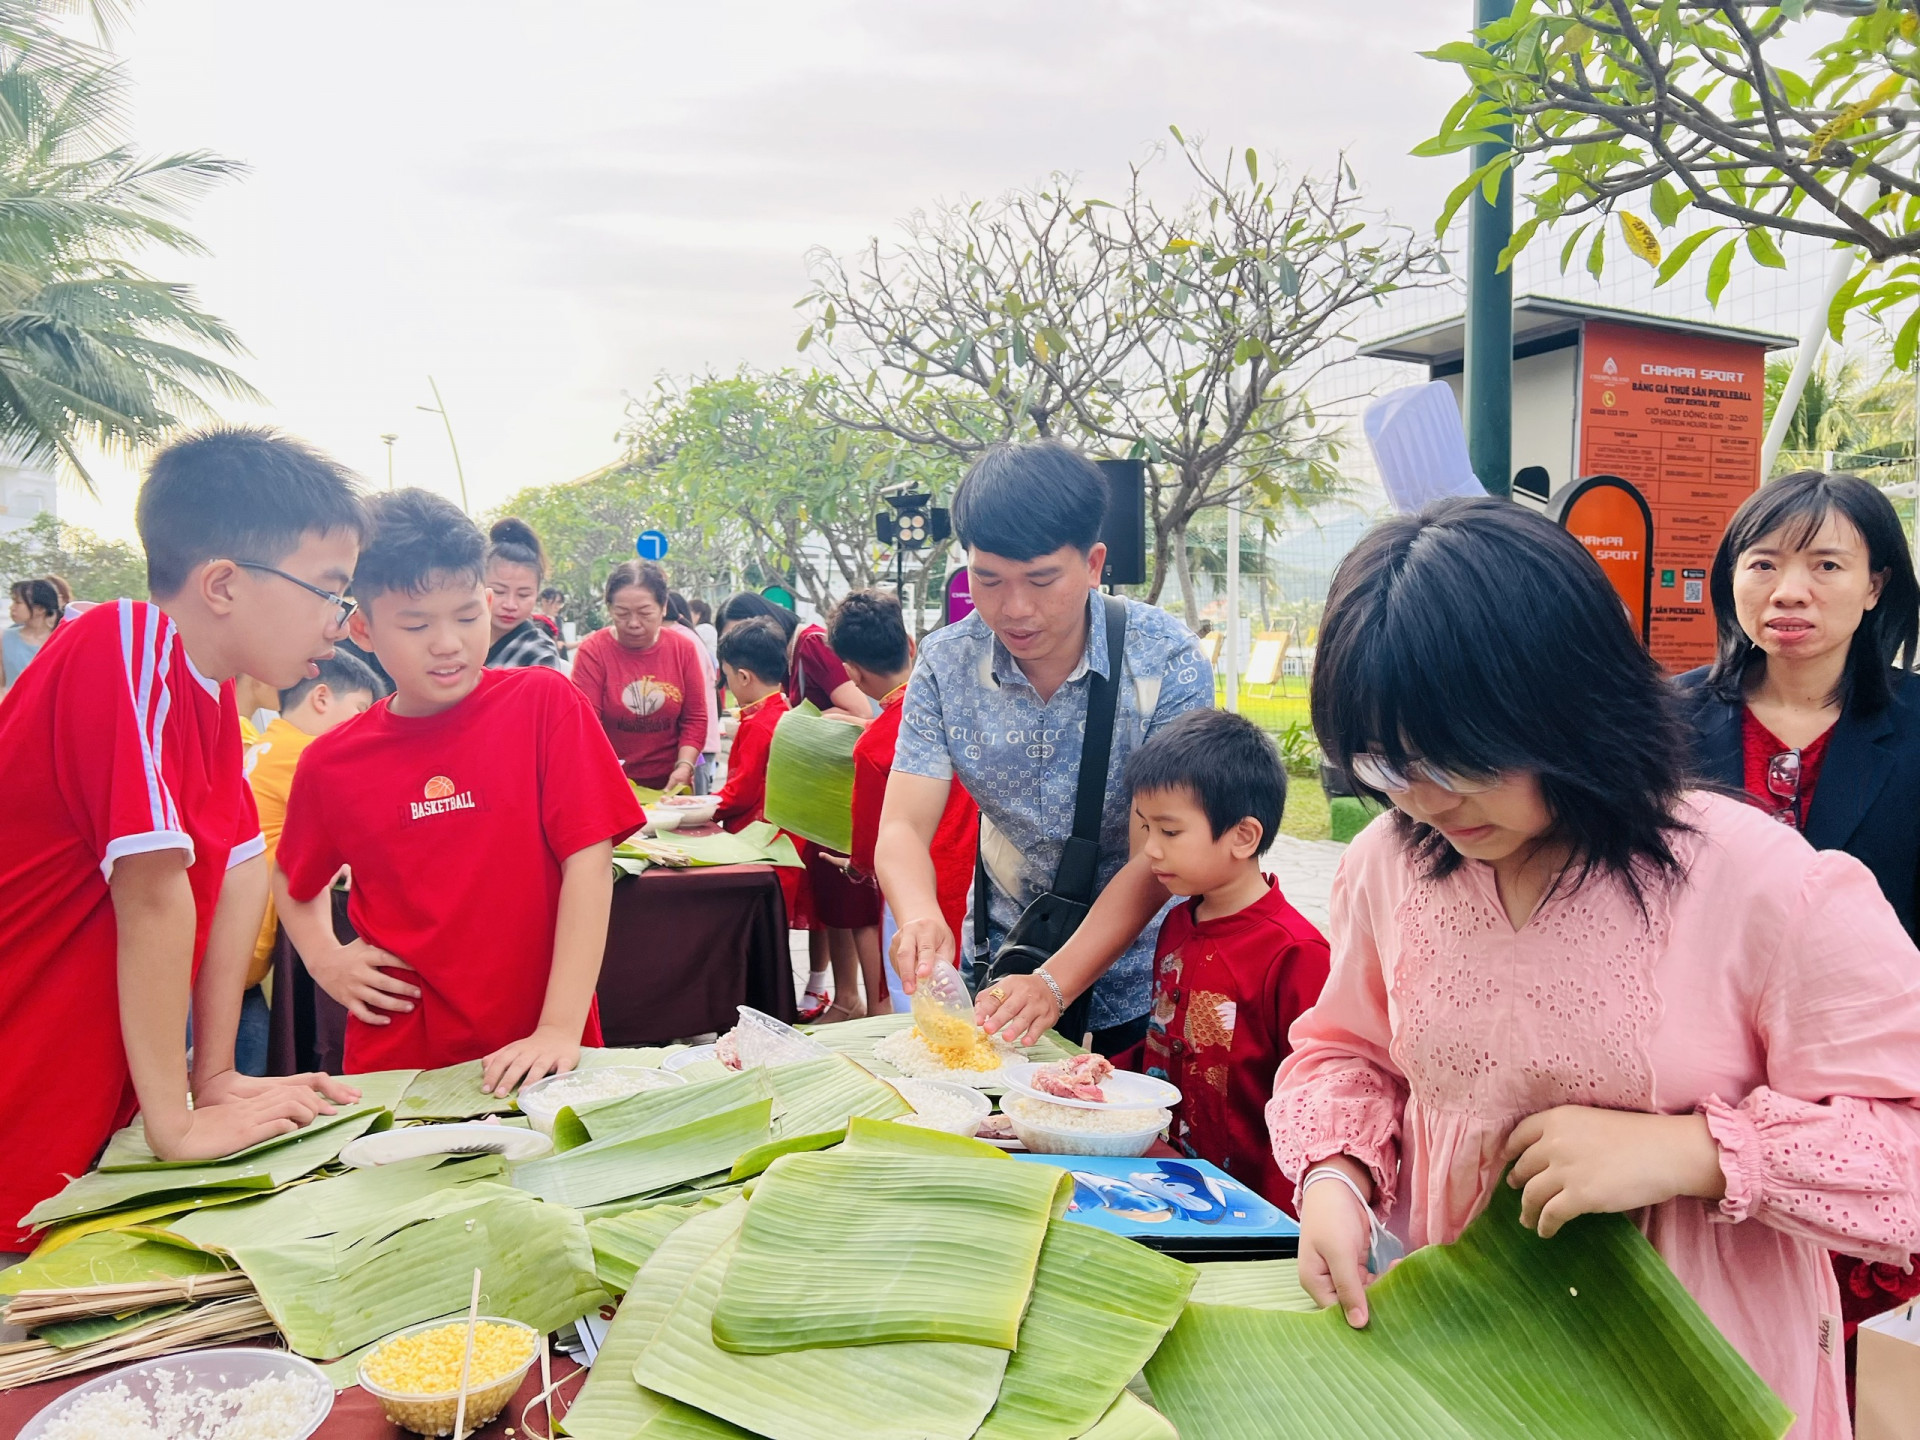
(573, 561), (709, 792)
(484, 518), (565, 670)
(1, 577), (60, 700)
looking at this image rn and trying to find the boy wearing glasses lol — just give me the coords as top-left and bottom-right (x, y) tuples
(0, 428), (369, 1249)
(272, 490), (643, 1096)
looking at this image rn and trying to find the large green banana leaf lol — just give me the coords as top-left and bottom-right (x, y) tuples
(711, 1150), (1068, 1353)
(558, 1068), (776, 1151)
(393, 1060), (519, 1119)
(838, 1113), (1009, 1161)
(1081, 1393), (1178, 1440)
(634, 1204), (1010, 1440)
(96, 1098), (392, 1172)
(0, 1229), (231, 1297)
(1144, 1176), (1794, 1439)
(227, 1181), (605, 1359)
(763, 709), (858, 853)
(588, 1198), (729, 1294)
(166, 1153), (507, 1251)
(764, 1053), (912, 1138)
(974, 1218), (1194, 1440)
(511, 1100), (774, 1210)
(1187, 1257), (1317, 1312)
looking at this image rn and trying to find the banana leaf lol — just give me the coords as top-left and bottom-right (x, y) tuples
(578, 1182), (747, 1224)
(801, 1011), (1085, 1083)
(228, 1182), (606, 1358)
(96, 1099), (391, 1171)
(634, 1204), (1010, 1440)
(0, 1230), (231, 1297)
(649, 829), (806, 870)
(580, 1047), (680, 1070)
(710, 1150), (1069, 1353)
(726, 1129), (845, 1182)
(166, 1153), (507, 1252)
(559, 1068), (776, 1151)
(511, 1100), (773, 1210)
(1143, 1175), (1794, 1440)
(393, 1059), (519, 1119)
(1081, 1393), (1179, 1440)
(839, 1113), (1009, 1161)
(763, 709), (858, 853)
(764, 1053), (912, 1139)
(588, 1198), (730, 1294)
(974, 1218), (1195, 1440)
(1187, 1258), (1317, 1312)
(330, 1068), (421, 1112)
(22, 1106), (389, 1229)
(33, 1302), (190, 1350)
(26, 1189), (268, 1255)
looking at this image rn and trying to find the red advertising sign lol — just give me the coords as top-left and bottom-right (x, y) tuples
(1577, 320), (1766, 672)
(1548, 476), (1653, 644)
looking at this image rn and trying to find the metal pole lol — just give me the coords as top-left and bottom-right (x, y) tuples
(1224, 497), (1241, 714)
(380, 433), (397, 490)
(1762, 248), (1858, 479)
(421, 375), (470, 514)
(1464, 0), (1514, 497)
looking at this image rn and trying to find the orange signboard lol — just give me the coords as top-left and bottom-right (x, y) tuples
(1577, 320), (1766, 671)
(1549, 476), (1653, 643)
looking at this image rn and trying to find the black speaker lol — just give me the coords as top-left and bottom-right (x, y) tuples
(1094, 458), (1148, 586)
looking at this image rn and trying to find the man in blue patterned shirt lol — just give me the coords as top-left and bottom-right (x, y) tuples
(878, 441), (1214, 1052)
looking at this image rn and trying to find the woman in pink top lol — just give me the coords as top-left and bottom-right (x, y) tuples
(1271, 498), (1920, 1439)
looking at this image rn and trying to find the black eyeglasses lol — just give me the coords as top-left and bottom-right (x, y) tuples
(235, 562), (356, 626)
(1765, 748), (1804, 829)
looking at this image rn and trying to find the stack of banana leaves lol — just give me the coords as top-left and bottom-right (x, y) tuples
(1, 1027), (1798, 1439)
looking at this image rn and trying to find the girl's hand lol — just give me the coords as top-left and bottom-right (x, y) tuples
(482, 1025), (580, 1096)
(1296, 1156), (1377, 1327)
(975, 974), (1060, 1046)
(1503, 1106), (1727, 1239)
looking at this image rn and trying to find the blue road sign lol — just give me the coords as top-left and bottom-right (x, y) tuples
(636, 529), (670, 561)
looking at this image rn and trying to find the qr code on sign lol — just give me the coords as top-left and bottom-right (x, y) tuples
(1684, 579), (1704, 603)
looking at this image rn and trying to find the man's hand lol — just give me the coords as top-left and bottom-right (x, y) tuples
(1296, 1156), (1379, 1327)
(144, 1087), (340, 1162)
(196, 1069), (360, 1112)
(974, 973), (1061, 1046)
(888, 914), (955, 995)
(304, 939), (420, 1026)
(482, 1024), (579, 1097)
(1503, 1106), (1727, 1239)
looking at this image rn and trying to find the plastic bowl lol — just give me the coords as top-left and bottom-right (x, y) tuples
(20, 1347), (333, 1439)
(645, 808), (686, 834)
(1002, 1094), (1171, 1158)
(886, 1077), (992, 1136)
(516, 1065), (684, 1135)
(357, 1316), (538, 1437)
(654, 794), (718, 825)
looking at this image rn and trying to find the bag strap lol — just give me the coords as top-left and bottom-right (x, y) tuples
(1051, 594), (1128, 904)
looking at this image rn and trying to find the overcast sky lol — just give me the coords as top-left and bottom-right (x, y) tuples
(48, 0), (1487, 538)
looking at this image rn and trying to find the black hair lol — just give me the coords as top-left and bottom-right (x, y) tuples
(350, 488), (486, 601)
(716, 590), (799, 639)
(137, 427), (370, 597)
(538, 586), (565, 608)
(1125, 708), (1286, 856)
(1312, 496), (1690, 903)
(1705, 469), (1919, 714)
(951, 439), (1108, 561)
(278, 648), (385, 713)
(827, 588), (910, 674)
(716, 615), (789, 685)
(486, 517), (546, 582)
(688, 597), (712, 626)
(11, 577), (59, 622)
(604, 559), (669, 610)
(666, 590), (693, 628)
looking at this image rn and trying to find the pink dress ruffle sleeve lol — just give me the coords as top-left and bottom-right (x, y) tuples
(1268, 791), (1920, 1440)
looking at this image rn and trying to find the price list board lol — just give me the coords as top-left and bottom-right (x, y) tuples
(1576, 320), (1767, 672)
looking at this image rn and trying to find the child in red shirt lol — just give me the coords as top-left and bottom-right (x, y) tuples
(713, 617), (809, 925)
(1123, 708), (1330, 1212)
(827, 591), (979, 1001)
(274, 490), (643, 1092)
(0, 429), (368, 1246)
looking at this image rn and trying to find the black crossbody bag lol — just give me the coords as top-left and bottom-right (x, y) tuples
(976, 594), (1128, 1040)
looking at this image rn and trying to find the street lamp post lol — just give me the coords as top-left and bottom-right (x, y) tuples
(380, 433), (398, 490)
(416, 375), (469, 514)
(1463, 0), (1515, 498)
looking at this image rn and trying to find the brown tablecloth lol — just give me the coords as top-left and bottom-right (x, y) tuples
(0, 1350), (588, 1436)
(269, 845), (795, 1072)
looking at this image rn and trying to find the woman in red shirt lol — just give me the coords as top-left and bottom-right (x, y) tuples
(571, 561), (709, 791)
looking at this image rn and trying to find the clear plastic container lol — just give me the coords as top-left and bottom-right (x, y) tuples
(356, 1316), (538, 1436)
(653, 794), (719, 825)
(886, 1077), (992, 1136)
(20, 1348), (333, 1439)
(516, 1066), (684, 1135)
(1002, 1094), (1171, 1157)
(730, 1005), (831, 1069)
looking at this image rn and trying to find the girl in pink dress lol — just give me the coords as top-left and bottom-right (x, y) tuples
(1270, 498), (1920, 1439)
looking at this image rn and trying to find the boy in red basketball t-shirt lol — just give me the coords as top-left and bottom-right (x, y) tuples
(1122, 708), (1330, 1212)
(274, 491), (643, 1091)
(827, 591), (979, 999)
(0, 430), (369, 1247)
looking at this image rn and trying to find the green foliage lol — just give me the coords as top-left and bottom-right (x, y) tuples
(0, 508), (145, 598)
(1418, 1), (1920, 355)
(1274, 718), (1324, 780)
(0, 23), (256, 492)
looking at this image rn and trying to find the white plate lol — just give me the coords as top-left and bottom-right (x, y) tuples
(662, 1044), (719, 1072)
(1000, 1062), (1182, 1112)
(341, 1121), (553, 1168)
(21, 1348), (333, 1439)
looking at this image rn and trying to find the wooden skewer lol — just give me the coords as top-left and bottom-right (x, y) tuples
(540, 1332), (552, 1438)
(452, 1267), (481, 1440)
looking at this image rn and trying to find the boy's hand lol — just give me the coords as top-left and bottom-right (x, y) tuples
(305, 939), (420, 1025)
(1503, 1106), (1727, 1239)
(889, 914), (955, 995)
(975, 973), (1060, 1047)
(1296, 1156), (1379, 1327)
(197, 1069), (359, 1112)
(482, 1024), (579, 1097)
(144, 1087), (337, 1162)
